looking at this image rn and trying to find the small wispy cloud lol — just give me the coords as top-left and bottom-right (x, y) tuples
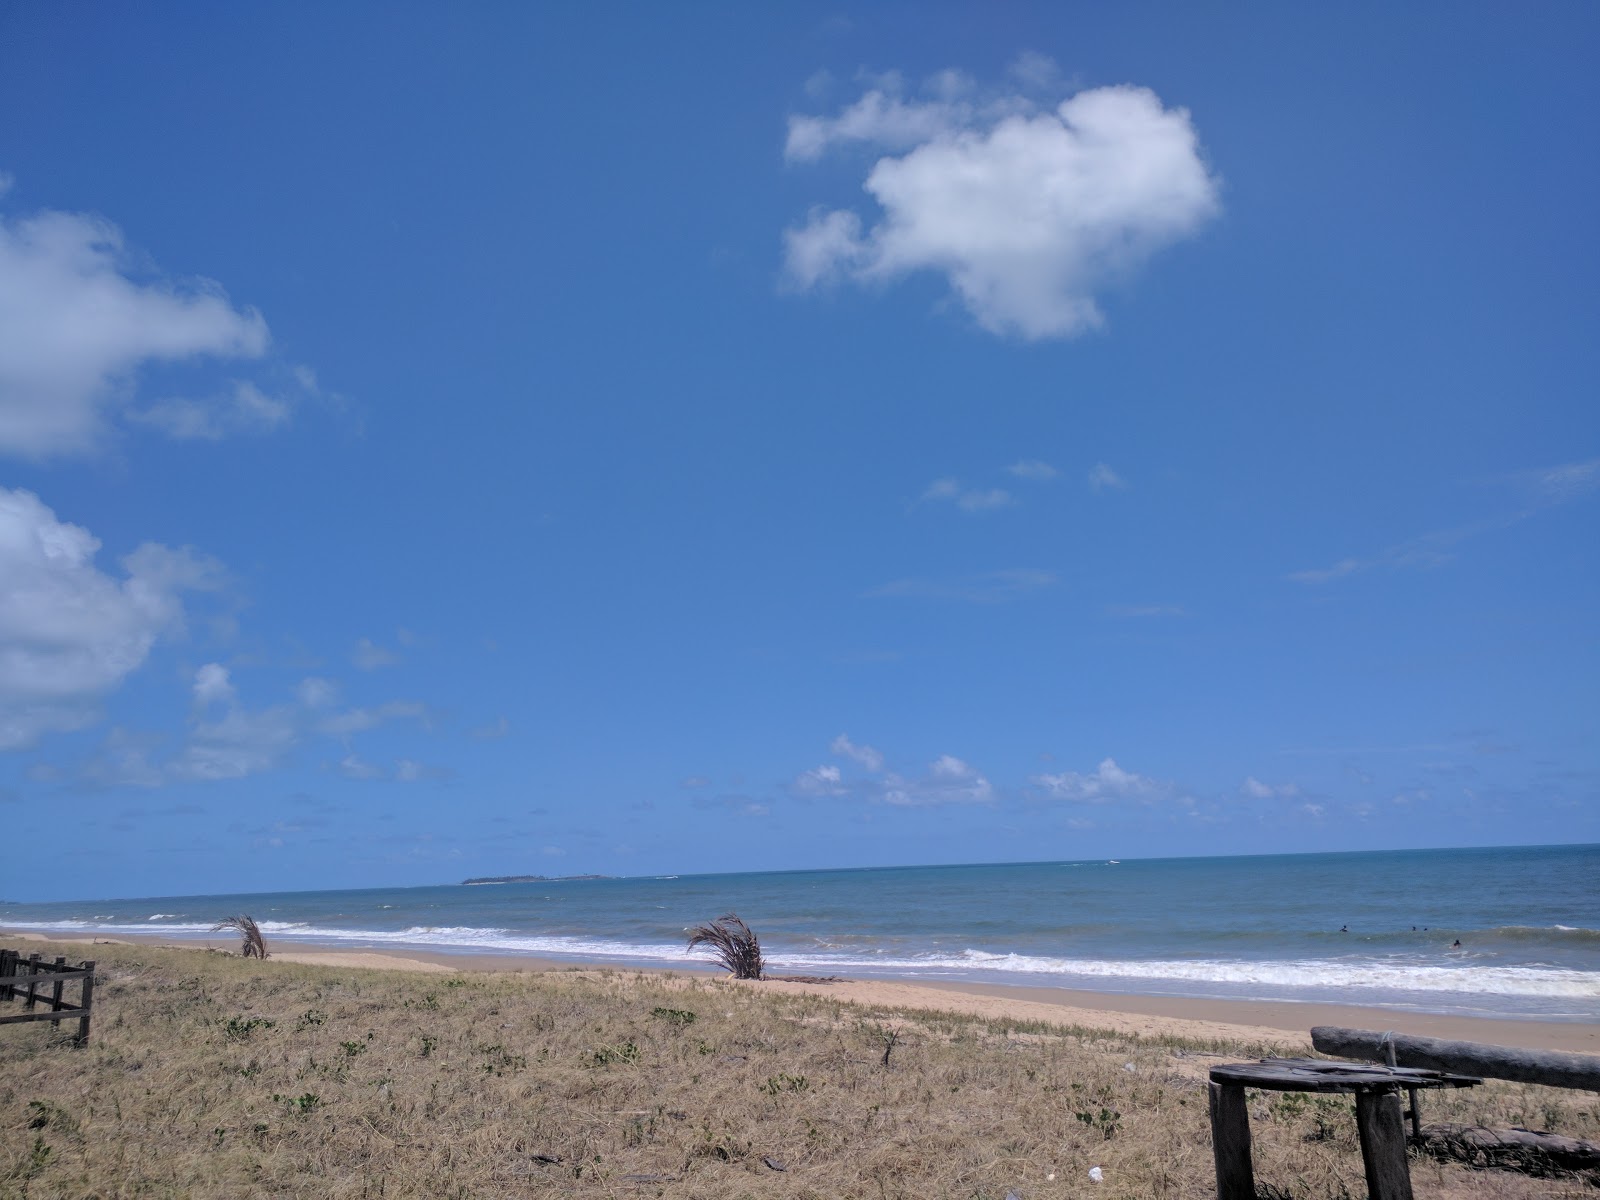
(865, 568), (1057, 603)
(337, 754), (450, 783)
(1006, 459), (1058, 481)
(830, 733), (884, 772)
(1106, 603), (1185, 618)
(920, 477), (1014, 512)
(787, 736), (995, 808)
(1240, 776), (1300, 800)
(1291, 456), (1600, 585)
(317, 700), (426, 739)
(352, 637), (399, 670)
(1087, 462), (1125, 492)
(1031, 757), (1166, 804)
(469, 716), (509, 740)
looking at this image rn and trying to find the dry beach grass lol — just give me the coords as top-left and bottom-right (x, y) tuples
(1, 940), (1596, 1198)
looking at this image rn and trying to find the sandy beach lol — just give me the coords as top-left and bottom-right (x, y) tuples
(8, 926), (1594, 1053)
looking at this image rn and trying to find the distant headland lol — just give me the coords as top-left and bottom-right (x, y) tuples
(460, 874), (615, 885)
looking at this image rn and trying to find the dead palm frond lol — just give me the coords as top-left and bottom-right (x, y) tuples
(686, 913), (764, 980)
(211, 914), (269, 959)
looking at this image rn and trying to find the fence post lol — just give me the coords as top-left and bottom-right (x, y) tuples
(75, 962), (95, 1047)
(50, 956), (67, 1017)
(23, 954), (41, 1010)
(0, 949), (14, 1000)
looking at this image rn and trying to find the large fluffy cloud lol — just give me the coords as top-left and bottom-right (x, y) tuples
(784, 77), (1219, 338)
(0, 487), (222, 748)
(0, 201), (273, 456)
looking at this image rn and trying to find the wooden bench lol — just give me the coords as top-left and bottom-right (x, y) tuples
(1209, 1057), (1478, 1200)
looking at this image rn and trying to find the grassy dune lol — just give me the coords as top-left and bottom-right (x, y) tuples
(1, 941), (1594, 1198)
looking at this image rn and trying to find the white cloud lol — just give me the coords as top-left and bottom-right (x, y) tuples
(784, 80), (1219, 338)
(785, 87), (979, 163)
(317, 699), (426, 738)
(192, 662), (234, 707)
(352, 637), (399, 670)
(337, 752), (385, 781)
(1528, 456), (1600, 503)
(1087, 462), (1125, 491)
(920, 477), (1013, 512)
(1007, 459), (1058, 481)
(296, 677), (338, 708)
(1032, 757), (1163, 804)
(128, 381), (291, 441)
(830, 733), (884, 772)
(796, 738), (993, 807)
(0, 204), (272, 456)
(168, 704), (296, 781)
(0, 487), (223, 749)
(793, 763), (847, 796)
(882, 754), (994, 807)
(1241, 776), (1300, 800)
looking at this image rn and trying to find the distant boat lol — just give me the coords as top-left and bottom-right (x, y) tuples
(1106, 860), (1121, 865)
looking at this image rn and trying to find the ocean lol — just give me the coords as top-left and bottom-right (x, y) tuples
(4, 844), (1597, 1021)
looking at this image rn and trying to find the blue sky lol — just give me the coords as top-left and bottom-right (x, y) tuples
(1, 4), (1595, 900)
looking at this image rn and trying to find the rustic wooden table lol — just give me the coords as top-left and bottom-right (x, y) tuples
(1208, 1057), (1480, 1200)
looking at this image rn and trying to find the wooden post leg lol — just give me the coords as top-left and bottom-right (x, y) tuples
(75, 962), (95, 1048)
(1354, 1089), (1414, 1200)
(23, 954), (40, 1010)
(1208, 1082), (1255, 1200)
(1405, 1087), (1422, 1141)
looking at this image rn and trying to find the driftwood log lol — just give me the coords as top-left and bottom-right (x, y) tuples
(1310, 1026), (1600, 1091)
(1419, 1123), (1600, 1174)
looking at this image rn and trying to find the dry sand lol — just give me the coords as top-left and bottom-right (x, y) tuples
(8, 926), (1595, 1053)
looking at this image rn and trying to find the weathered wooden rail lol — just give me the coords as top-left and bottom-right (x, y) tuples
(1311, 1025), (1600, 1091)
(1310, 1025), (1600, 1179)
(0, 949), (96, 1046)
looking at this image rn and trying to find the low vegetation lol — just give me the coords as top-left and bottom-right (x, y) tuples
(1, 939), (1594, 1198)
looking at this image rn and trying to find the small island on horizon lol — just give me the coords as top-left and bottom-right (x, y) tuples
(461, 874), (615, 885)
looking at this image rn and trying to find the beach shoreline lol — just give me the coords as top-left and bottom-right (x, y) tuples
(7, 925), (1595, 1053)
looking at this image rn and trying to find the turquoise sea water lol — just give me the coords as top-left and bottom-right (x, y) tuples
(4, 845), (1597, 1020)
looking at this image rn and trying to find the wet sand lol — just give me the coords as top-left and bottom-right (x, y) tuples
(6, 927), (1595, 1053)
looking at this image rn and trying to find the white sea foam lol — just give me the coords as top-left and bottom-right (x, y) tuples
(5, 918), (1596, 1001)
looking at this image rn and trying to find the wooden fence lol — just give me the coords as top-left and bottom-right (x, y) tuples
(0, 950), (95, 1046)
(1312, 1025), (1600, 1174)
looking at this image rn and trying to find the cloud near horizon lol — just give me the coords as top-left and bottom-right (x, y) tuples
(783, 70), (1220, 338)
(1030, 757), (1166, 804)
(792, 736), (994, 807)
